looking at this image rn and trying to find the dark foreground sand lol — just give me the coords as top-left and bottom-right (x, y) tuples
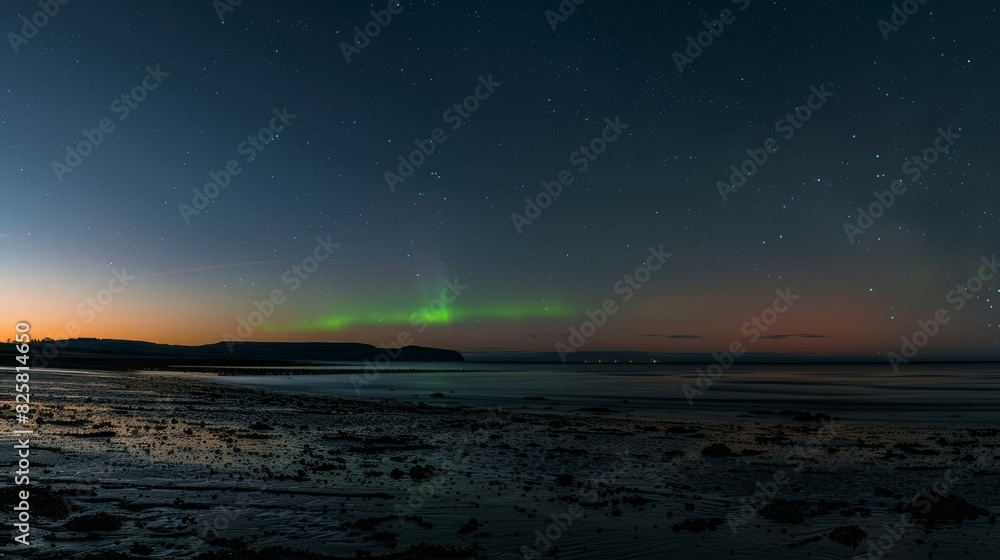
(1, 370), (997, 559)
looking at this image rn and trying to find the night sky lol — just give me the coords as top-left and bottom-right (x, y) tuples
(2, 1), (998, 359)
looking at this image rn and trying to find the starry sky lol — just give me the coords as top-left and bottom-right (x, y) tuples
(1, 1), (997, 359)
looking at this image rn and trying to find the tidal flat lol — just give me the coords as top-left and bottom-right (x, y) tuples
(1, 369), (997, 559)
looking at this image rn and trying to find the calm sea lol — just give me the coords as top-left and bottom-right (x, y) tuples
(181, 362), (1000, 424)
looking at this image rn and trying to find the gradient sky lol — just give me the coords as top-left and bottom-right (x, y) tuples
(1, 1), (998, 358)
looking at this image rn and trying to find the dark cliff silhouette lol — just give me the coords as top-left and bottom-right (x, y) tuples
(0, 338), (464, 370)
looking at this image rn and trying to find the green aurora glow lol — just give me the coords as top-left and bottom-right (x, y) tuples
(264, 302), (575, 332)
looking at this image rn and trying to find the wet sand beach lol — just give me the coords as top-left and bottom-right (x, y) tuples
(1, 369), (997, 559)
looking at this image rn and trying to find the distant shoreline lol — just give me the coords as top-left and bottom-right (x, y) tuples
(160, 366), (515, 376)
